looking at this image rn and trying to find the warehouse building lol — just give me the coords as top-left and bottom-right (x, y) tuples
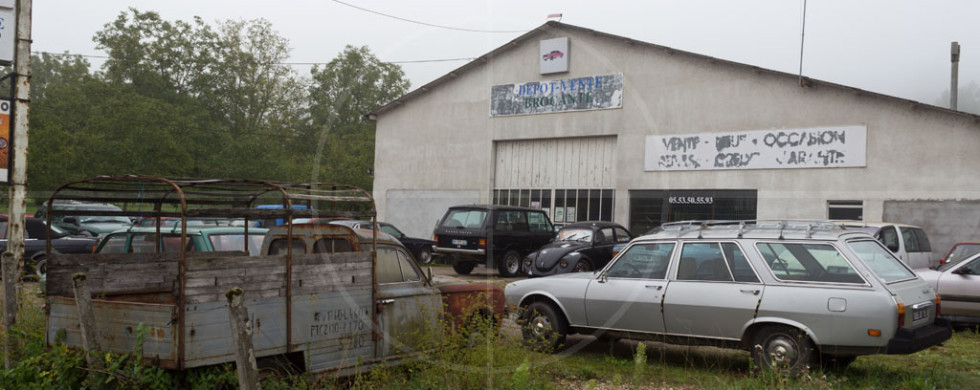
(367, 22), (980, 255)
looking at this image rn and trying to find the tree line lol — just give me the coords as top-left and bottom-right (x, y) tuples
(21, 8), (409, 198)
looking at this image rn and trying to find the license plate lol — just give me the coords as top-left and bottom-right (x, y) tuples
(912, 309), (928, 322)
(451, 239), (467, 246)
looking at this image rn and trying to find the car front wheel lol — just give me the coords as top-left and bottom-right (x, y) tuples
(751, 325), (816, 373)
(498, 250), (522, 277)
(521, 301), (567, 352)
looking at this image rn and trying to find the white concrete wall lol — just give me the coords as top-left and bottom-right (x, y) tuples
(373, 25), (980, 237)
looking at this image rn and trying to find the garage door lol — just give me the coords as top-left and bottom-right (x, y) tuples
(493, 137), (615, 224)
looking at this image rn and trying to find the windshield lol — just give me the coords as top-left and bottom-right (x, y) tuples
(846, 239), (916, 283)
(78, 216), (132, 224)
(557, 228), (593, 242)
(440, 210), (487, 229)
(943, 244), (980, 269)
(210, 234), (264, 256)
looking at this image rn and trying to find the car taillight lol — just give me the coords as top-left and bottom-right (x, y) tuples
(896, 302), (906, 327)
(91, 245), (98, 253)
(939, 258), (946, 265)
(479, 238), (487, 249)
(936, 294), (942, 317)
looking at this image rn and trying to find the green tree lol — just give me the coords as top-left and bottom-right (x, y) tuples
(306, 45), (410, 189)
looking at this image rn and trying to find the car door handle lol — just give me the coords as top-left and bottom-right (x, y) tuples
(644, 285), (663, 290)
(379, 299), (395, 305)
(740, 289), (760, 295)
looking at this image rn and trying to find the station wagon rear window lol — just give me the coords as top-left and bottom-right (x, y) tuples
(756, 242), (865, 284)
(440, 210), (487, 229)
(846, 239), (916, 283)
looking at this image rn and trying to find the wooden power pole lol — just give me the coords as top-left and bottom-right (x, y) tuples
(2, 0), (31, 369)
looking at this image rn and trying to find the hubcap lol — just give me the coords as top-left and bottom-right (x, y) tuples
(530, 314), (552, 337)
(765, 336), (798, 365)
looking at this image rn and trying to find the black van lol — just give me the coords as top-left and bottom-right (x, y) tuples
(433, 205), (555, 277)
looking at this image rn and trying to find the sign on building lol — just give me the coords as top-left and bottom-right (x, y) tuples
(0, 0), (14, 65)
(539, 37), (568, 74)
(490, 73), (623, 117)
(645, 125), (868, 171)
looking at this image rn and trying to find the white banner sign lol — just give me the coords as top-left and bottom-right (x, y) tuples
(645, 125), (867, 171)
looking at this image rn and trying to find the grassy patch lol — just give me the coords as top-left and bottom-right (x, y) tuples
(5, 282), (979, 389)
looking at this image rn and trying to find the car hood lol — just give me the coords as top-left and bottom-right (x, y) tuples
(530, 241), (588, 270)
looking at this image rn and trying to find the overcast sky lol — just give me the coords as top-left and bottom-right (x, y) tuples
(31, 0), (980, 107)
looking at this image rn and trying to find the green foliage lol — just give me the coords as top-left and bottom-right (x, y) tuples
(27, 8), (410, 196)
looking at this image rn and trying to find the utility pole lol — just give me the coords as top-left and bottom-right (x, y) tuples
(2, 0), (31, 369)
(951, 42), (960, 110)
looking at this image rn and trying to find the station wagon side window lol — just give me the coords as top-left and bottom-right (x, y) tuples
(131, 234), (158, 253)
(99, 234), (129, 253)
(528, 212), (553, 233)
(900, 227), (931, 253)
(722, 243), (760, 283)
(596, 228), (615, 245)
(677, 243), (734, 282)
(613, 227), (631, 243)
(314, 238), (354, 253)
(757, 242), (865, 284)
(377, 246), (422, 284)
(605, 242), (674, 279)
(267, 238), (306, 255)
(876, 227), (900, 252)
(496, 210), (528, 232)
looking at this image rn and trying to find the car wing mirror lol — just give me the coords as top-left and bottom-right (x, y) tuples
(952, 267), (972, 275)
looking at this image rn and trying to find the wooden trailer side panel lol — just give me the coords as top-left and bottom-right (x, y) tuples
(47, 296), (179, 368)
(290, 252), (375, 372)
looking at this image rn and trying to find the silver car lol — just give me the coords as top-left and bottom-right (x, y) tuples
(505, 220), (952, 372)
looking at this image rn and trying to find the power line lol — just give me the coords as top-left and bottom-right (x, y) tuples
(330, 0), (529, 34)
(34, 50), (475, 66)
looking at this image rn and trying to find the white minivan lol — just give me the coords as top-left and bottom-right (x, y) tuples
(840, 222), (934, 269)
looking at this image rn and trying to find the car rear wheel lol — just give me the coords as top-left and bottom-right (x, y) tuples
(751, 325), (816, 373)
(416, 248), (433, 264)
(452, 261), (475, 275)
(521, 301), (567, 352)
(498, 250), (522, 277)
(572, 259), (593, 272)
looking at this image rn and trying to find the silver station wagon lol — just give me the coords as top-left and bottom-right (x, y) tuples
(505, 220), (952, 371)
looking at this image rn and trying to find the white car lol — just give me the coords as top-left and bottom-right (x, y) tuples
(839, 222), (934, 269)
(506, 220), (952, 372)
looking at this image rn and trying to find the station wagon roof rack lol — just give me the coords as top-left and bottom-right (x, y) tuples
(658, 219), (844, 239)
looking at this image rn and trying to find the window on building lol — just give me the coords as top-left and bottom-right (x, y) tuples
(494, 188), (612, 225)
(628, 190), (757, 235)
(828, 200), (863, 221)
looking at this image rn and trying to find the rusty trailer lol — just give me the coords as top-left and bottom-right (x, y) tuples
(43, 176), (387, 372)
